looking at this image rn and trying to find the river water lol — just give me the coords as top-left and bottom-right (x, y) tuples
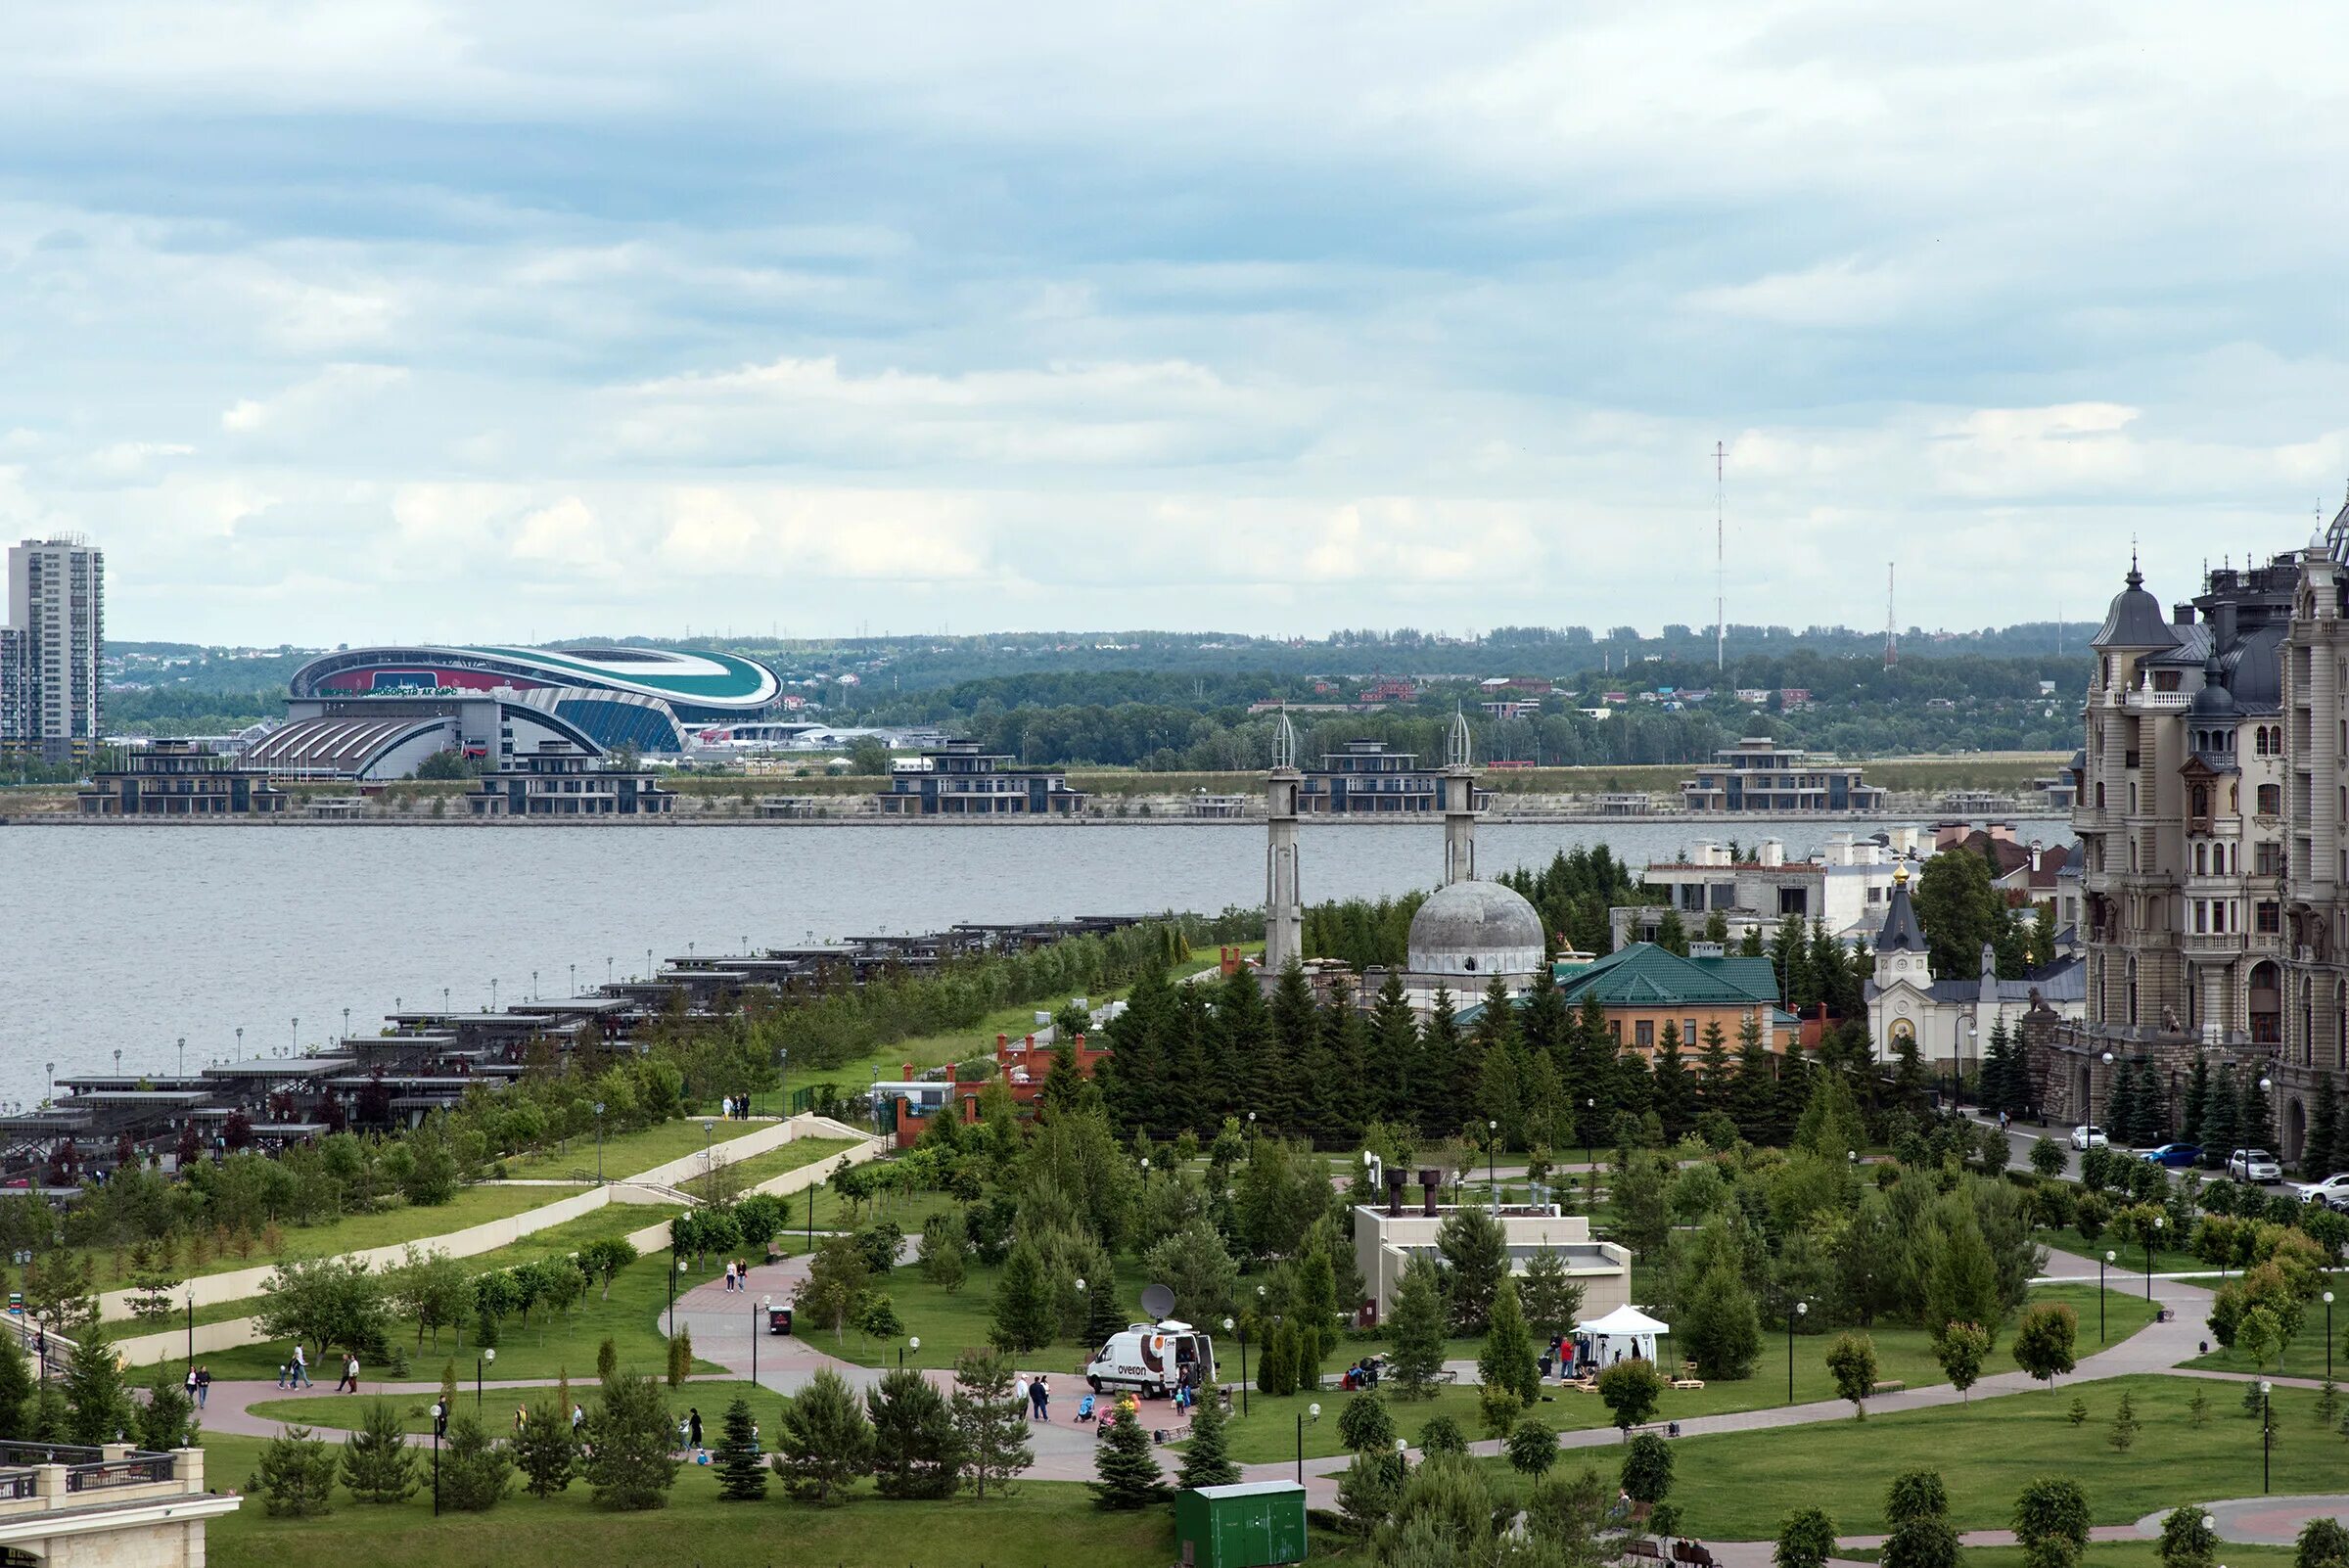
(0, 817), (2063, 1103)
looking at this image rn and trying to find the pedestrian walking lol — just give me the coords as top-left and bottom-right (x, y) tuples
(572, 1403), (585, 1437)
(292, 1343), (310, 1387)
(184, 1365), (199, 1405)
(195, 1366), (209, 1408)
(723, 1260), (736, 1293)
(688, 1407), (703, 1453)
(276, 1361), (288, 1390)
(343, 1353), (360, 1393)
(1038, 1379), (1050, 1421)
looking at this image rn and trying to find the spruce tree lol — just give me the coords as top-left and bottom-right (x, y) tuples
(1477, 1276), (1541, 1410)
(1729, 1011), (1779, 1143)
(0, 1336), (32, 1441)
(1420, 989), (1467, 1138)
(1696, 1020), (1734, 1112)
(950, 1348), (1033, 1500)
(2181, 1053), (2211, 1146)
(1176, 1392), (1240, 1490)
(867, 1366), (962, 1499)
(772, 1366), (872, 1506)
(2239, 1070), (2278, 1152)
(511, 1398), (576, 1498)
(1650, 1023), (1694, 1140)
(2130, 1061), (2171, 1148)
(1518, 1246), (1585, 1350)
(438, 1412), (511, 1512)
(2107, 1059), (2137, 1139)
(1089, 1407), (1165, 1509)
(713, 1395), (767, 1500)
(1386, 1255), (1448, 1400)
(2203, 1066), (2239, 1164)
(339, 1398), (418, 1503)
(2310, 1075), (2343, 1180)
(136, 1366), (195, 1453)
(989, 1239), (1057, 1354)
(63, 1327), (129, 1447)
(1292, 1240), (1339, 1393)
(582, 1372), (679, 1511)
(1368, 974), (1422, 1129)
(248, 1426), (336, 1517)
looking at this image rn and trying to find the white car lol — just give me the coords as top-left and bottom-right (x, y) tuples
(2292, 1173), (2349, 1205)
(2229, 1148), (2282, 1183)
(2070, 1125), (2109, 1152)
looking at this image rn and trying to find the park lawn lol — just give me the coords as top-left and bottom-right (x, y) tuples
(1656, 1374), (2341, 1541)
(195, 1250), (724, 1384)
(772, 1183), (962, 1251)
(685, 1137), (858, 1202)
(800, 1255), (1160, 1373)
(199, 1432), (1186, 1568)
(2042, 1230), (2207, 1278)
(1202, 1284), (2158, 1467)
(84, 1183), (590, 1290)
(503, 1118), (770, 1181)
(244, 1378), (773, 1437)
(1957, 1549), (2294, 1568)
(805, 949), (1238, 1098)
(160, 1206), (687, 1354)
(2182, 1323), (2349, 1382)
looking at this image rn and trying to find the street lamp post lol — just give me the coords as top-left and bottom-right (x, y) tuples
(1788, 1301), (1806, 1403)
(2100, 1251), (2115, 1342)
(593, 1102), (605, 1182)
(1487, 1120), (1499, 1213)
(777, 1046), (788, 1121)
(176, 1037), (184, 1080)
(2100, 1050), (2115, 1129)
(431, 1401), (444, 1515)
(1224, 1316), (1243, 1416)
(476, 1346), (494, 1408)
(1297, 1402), (1320, 1485)
(669, 1257), (686, 1337)
(755, 1295), (767, 1385)
(2261, 1380), (2273, 1493)
(2326, 1291), (2336, 1383)
(2146, 1216), (2163, 1302)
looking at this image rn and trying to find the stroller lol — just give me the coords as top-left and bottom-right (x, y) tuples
(1075, 1394), (1097, 1423)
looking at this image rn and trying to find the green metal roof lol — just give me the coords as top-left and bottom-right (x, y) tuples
(1554, 944), (1784, 1009)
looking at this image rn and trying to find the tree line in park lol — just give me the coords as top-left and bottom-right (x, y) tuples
(1980, 1044), (2349, 1181)
(1082, 952), (1934, 1157)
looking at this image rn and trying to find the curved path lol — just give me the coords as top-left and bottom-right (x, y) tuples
(2133, 1496), (2349, 1545)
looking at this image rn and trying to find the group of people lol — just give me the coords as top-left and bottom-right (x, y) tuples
(1019, 1372), (1053, 1420)
(273, 1343), (363, 1393)
(718, 1095), (756, 1120)
(720, 1260), (759, 1292)
(178, 1365), (212, 1408)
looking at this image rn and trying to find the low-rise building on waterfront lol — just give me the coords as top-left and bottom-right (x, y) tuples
(76, 739), (288, 815)
(467, 741), (675, 816)
(875, 740), (1086, 815)
(1680, 737), (1887, 813)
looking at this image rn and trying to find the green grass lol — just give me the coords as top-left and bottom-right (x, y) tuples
(504, 1120), (762, 1181)
(86, 1184), (591, 1290)
(244, 1379), (774, 1437)
(1196, 1284), (2156, 1466)
(684, 1138), (858, 1202)
(1655, 1374), (2342, 1541)
(194, 1250), (721, 1384)
(200, 1431), (1184, 1568)
(2043, 1231), (2208, 1277)
(1961, 1549), (2294, 1568)
(2182, 1319), (2349, 1382)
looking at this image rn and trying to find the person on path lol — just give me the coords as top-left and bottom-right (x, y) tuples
(275, 1360), (288, 1390)
(1037, 1379), (1050, 1421)
(571, 1404), (585, 1438)
(292, 1344), (310, 1387)
(184, 1366), (198, 1405)
(723, 1261), (735, 1293)
(688, 1407), (703, 1453)
(195, 1366), (209, 1408)
(343, 1353), (361, 1393)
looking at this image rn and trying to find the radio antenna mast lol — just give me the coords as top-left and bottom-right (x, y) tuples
(1885, 563), (1898, 668)
(1714, 440), (1727, 670)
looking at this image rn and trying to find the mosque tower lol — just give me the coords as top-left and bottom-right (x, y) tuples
(1440, 708), (1477, 885)
(1264, 712), (1303, 975)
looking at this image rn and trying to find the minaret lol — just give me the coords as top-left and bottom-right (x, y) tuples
(1265, 713), (1303, 974)
(1441, 709), (1478, 885)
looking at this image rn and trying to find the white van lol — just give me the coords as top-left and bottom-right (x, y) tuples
(1082, 1319), (1217, 1399)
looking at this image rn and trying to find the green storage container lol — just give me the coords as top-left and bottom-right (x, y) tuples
(1174, 1480), (1309, 1568)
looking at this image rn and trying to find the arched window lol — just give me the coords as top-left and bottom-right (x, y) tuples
(2191, 785), (2209, 818)
(2126, 955), (2140, 1027)
(2195, 843), (2207, 876)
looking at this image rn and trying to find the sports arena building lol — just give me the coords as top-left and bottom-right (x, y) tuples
(287, 645), (781, 756)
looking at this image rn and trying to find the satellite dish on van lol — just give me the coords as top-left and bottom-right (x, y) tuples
(1140, 1283), (1176, 1321)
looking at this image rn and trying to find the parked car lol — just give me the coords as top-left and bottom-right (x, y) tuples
(2292, 1172), (2349, 1205)
(2228, 1148), (2282, 1183)
(2141, 1143), (2202, 1169)
(2070, 1125), (2109, 1151)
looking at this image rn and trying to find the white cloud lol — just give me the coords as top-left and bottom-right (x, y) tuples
(220, 364), (408, 437)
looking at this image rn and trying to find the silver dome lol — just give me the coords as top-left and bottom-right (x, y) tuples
(1406, 880), (1545, 979)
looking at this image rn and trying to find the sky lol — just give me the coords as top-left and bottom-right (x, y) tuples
(6, 2), (2349, 646)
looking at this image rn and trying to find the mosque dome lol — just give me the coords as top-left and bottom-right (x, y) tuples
(1406, 880), (1545, 980)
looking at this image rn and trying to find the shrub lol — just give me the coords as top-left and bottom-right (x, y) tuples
(1337, 1392), (1396, 1455)
(1598, 1359), (1666, 1434)
(249, 1426), (336, 1517)
(1089, 1408), (1165, 1510)
(339, 1399), (418, 1503)
(438, 1412), (512, 1512)
(1776, 1506), (1839, 1568)
(582, 1373), (678, 1510)
(1824, 1333), (1877, 1419)
(1416, 1414), (1468, 1457)
(772, 1366), (871, 1505)
(511, 1399), (575, 1499)
(1506, 1416), (1559, 1477)
(712, 1397), (766, 1502)
(866, 1367), (961, 1499)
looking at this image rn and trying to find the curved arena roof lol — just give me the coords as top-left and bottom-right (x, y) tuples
(291, 645), (780, 713)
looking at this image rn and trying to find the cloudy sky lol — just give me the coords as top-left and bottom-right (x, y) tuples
(5, 2), (2348, 645)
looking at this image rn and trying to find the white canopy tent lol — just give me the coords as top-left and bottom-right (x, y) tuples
(1574, 1304), (1671, 1367)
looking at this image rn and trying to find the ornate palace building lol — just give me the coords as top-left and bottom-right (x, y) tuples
(2036, 522), (2349, 1169)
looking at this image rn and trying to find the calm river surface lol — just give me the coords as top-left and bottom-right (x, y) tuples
(0, 818), (2061, 1103)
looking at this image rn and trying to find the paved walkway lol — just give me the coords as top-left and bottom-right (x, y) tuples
(2132, 1496), (2349, 1545)
(202, 1217), (2311, 1526)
